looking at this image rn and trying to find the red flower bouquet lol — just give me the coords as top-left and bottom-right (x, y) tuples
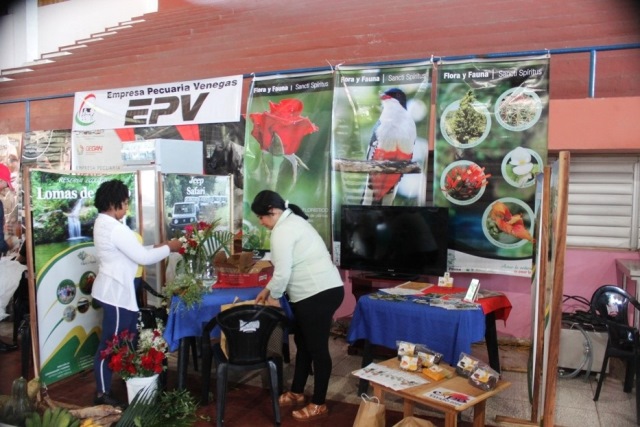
(176, 219), (232, 274)
(101, 326), (168, 380)
(178, 221), (215, 266)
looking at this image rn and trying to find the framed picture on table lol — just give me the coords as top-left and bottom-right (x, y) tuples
(463, 279), (481, 303)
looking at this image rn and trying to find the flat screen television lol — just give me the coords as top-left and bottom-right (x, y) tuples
(339, 205), (449, 280)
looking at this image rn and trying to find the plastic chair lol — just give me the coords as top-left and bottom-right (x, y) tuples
(590, 285), (640, 424)
(201, 304), (289, 427)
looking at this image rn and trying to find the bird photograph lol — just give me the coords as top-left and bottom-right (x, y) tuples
(361, 88), (418, 205)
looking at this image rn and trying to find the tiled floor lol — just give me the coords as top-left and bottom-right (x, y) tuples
(1, 319), (638, 426)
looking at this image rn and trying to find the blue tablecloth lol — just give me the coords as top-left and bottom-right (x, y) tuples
(164, 287), (263, 352)
(347, 294), (486, 365)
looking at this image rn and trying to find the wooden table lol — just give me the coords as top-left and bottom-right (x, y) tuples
(364, 358), (510, 427)
(347, 287), (512, 394)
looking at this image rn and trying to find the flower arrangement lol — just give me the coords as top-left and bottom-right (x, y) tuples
(177, 221), (215, 273)
(165, 220), (234, 310)
(176, 220), (233, 275)
(100, 323), (168, 380)
(163, 273), (207, 311)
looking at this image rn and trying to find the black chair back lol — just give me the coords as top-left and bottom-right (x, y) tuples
(137, 279), (169, 329)
(590, 284), (640, 425)
(590, 285), (638, 350)
(216, 304), (288, 365)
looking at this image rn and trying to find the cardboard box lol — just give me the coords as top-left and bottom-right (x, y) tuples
(558, 327), (608, 373)
(215, 266), (273, 288)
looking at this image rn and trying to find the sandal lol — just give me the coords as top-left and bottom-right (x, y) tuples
(278, 391), (305, 407)
(292, 403), (328, 422)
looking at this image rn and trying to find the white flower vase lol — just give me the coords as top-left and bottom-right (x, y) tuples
(125, 374), (159, 404)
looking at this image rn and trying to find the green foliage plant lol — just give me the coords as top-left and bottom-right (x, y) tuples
(449, 90), (487, 144)
(163, 273), (205, 313)
(115, 387), (199, 427)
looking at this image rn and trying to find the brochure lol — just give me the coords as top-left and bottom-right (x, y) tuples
(352, 363), (429, 391)
(423, 387), (475, 407)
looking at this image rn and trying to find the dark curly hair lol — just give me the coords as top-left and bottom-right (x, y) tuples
(94, 179), (130, 213)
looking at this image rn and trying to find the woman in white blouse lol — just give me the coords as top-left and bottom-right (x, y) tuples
(91, 179), (181, 407)
(253, 190), (344, 423)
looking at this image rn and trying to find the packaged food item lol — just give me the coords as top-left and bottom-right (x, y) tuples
(400, 355), (420, 371)
(455, 352), (481, 378)
(468, 363), (500, 391)
(422, 364), (447, 381)
(397, 341), (416, 359)
(415, 345), (443, 368)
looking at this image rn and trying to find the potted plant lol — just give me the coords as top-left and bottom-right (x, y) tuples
(100, 324), (168, 404)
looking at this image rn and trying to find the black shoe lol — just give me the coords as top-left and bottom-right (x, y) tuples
(94, 392), (127, 409)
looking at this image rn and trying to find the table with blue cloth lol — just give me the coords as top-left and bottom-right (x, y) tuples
(164, 286), (264, 389)
(347, 290), (511, 394)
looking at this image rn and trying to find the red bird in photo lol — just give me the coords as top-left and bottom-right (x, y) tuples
(362, 88), (417, 205)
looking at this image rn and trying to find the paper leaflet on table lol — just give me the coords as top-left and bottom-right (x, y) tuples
(352, 363), (429, 390)
(448, 289), (504, 300)
(427, 298), (481, 310)
(379, 281), (433, 295)
(414, 290), (481, 310)
(422, 387), (475, 407)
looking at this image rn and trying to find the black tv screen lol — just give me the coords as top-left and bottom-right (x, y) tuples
(340, 205), (449, 279)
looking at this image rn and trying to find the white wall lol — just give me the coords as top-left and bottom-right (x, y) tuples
(0, 1), (28, 72)
(0, 0), (157, 72)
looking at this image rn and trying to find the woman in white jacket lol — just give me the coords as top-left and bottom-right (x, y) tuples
(253, 190), (344, 422)
(91, 179), (181, 407)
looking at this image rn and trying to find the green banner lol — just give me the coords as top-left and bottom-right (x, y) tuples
(243, 72), (335, 249)
(434, 58), (549, 276)
(31, 170), (136, 384)
(331, 63), (432, 252)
